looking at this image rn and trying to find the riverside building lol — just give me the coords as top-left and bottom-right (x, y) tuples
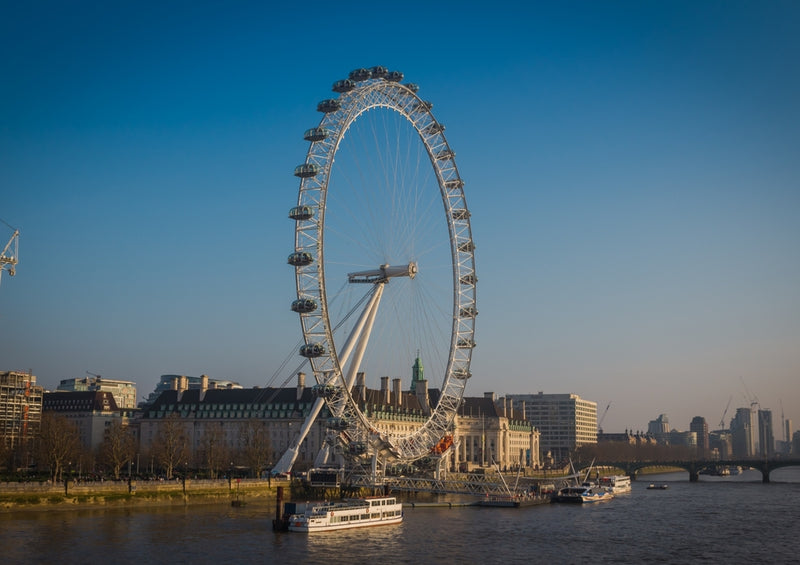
(0, 371), (43, 455)
(507, 392), (597, 464)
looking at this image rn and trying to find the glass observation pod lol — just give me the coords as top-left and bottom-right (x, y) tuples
(444, 179), (465, 190)
(288, 251), (314, 266)
(317, 99), (341, 113)
(291, 298), (318, 313)
(312, 383), (339, 398)
(349, 441), (367, 454)
(288, 205), (314, 221)
(332, 79), (356, 93)
(326, 417), (349, 430)
(294, 163), (320, 178)
(460, 274), (477, 285)
(459, 306), (478, 318)
(300, 343), (326, 358)
(457, 338), (476, 349)
(457, 240), (475, 252)
(452, 209), (471, 220)
(424, 122), (445, 135)
(385, 70), (404, 82)
(436, 149), (455, 161)
(452, 368), (472, 379)
(304, 127), (331, 142)
(369, 66), (388, 79)
(405, 83), (419, 92)
(349, 68), (372, 81)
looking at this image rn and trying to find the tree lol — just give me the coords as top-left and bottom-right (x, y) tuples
(152, 413), (188, 479)
(99, 419), (137, 479)
(37, 413), (80, 482)
(199, 422), (228, 479)
(237, 418), (272, 478)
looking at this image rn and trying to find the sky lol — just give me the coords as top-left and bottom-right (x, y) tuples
(1, 1), (798, 436)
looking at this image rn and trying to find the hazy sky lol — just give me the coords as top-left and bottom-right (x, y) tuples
(2, 1), (798, 436)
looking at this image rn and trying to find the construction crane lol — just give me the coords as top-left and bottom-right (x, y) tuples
(0, 219), (19, 286)
(598, 402), (611, 434)
(719, 395), (732, 430)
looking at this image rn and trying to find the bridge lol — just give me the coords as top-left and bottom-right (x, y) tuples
(578, 458), (800, 483)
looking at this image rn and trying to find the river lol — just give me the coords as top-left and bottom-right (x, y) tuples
(2, 468), (798, 564)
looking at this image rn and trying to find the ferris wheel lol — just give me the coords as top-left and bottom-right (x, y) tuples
(286, 66), (477, 471)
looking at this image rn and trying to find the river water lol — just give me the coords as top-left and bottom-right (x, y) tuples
(2, 468), (798, 564)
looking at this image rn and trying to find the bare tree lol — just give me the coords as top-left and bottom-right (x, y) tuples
(199, 422), (229, 479)
(37, 413), (80, 482)
(99, 419), (137, 479)
(152, 413), (189, 479)
(237, 418), (272, 478)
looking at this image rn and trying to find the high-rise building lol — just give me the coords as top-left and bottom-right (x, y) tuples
(757, 409), (774, 457)
(57, 376), (138, 409)
(690, 416), (709, 456)
(731, 407), (754, 457)
(507, 392), (597, 464)
(0, 371), (44, 458)
(648, 414), (670, 443)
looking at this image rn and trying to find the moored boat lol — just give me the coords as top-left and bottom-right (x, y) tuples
(283, 496), (403, 532)
(598, 475), (632, 494)
(647, 483), (669, 490)
(478, 492), (550, 508)
(551, 485), (614, 503)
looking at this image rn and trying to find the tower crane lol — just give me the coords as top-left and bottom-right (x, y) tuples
(719, 395), (732, 430)
(598, 402), (611, 434)
(0, 219), (19, 286)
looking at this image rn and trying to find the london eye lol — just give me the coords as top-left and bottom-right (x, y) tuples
(283, 66), (476, 475)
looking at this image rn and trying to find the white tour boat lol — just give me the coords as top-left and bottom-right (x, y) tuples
(285, 496), (403, 532)
(598, 475), (632, 494)
(552, 485), (614, 503)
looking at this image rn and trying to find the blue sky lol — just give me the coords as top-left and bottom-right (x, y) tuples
(2, 1), (798, 436)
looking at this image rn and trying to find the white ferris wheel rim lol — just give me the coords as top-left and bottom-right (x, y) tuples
(289, 67), (477, 463)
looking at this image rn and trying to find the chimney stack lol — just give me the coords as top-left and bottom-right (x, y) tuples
(392, 378), (402, 408)
(200, 374), (209, 401)
(356, 372), (366, 402)
(380, 376), (390, 405)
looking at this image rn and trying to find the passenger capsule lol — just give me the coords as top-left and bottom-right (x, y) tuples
(370, 66), (388, 79)
(349, 68), (372, 81)
(458, 241), (475, 252)
(451, 209), (471, 220)
(317, 99), (341, 113)
(294, 163), (320, 178)
(288, 251), (314, 266)
(291, 298), (318, 313)
(452, 368), (472, 379)
(349, 441), (367, 454)
(460, 274), (477, 285)
(424, 122), (445, 135)
(405, 83), (419, 92)
(386, 71), (404, 82)
(288, 206), (314, 221)
(312, 384), (338, 398)
(299, 343), (326, 358)
(326, 417), (349, 430)
(459, 306), (478, 318)
(304, 127), (331, 142)
(332, 79), (356, 93)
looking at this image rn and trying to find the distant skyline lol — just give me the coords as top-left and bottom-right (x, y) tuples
(2, 2), (798, 435)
